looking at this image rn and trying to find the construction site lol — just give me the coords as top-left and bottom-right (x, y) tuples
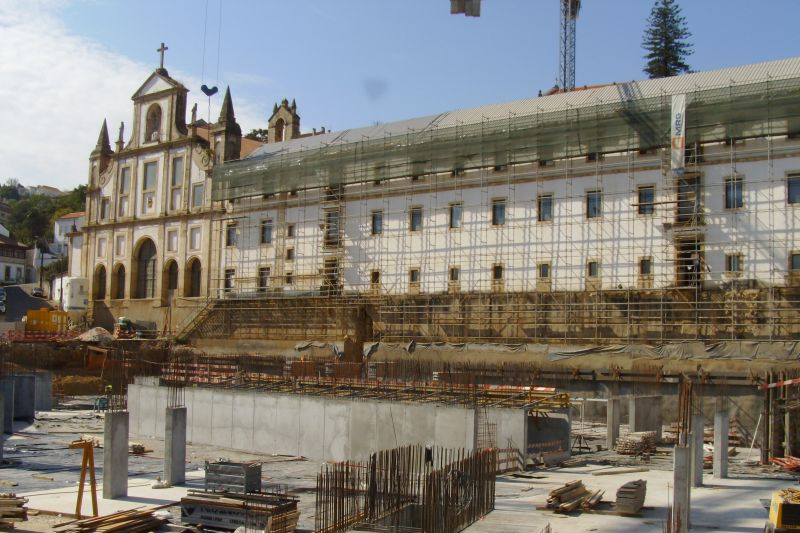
(4, 7), (800, 532)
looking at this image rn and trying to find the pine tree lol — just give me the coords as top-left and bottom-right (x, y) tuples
(642, 0), (692, 78)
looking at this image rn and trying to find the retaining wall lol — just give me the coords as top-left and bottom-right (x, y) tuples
(128, 382), (532, 462)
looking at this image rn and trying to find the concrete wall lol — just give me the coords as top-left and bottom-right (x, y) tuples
(128, 383), (532, 462)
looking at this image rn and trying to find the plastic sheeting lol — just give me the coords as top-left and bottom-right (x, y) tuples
(366, 340), (800, 361)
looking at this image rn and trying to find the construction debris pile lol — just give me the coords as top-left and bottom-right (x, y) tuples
(0, 493), (27, 527)
(53, 508), (167, 532)
(777, 488), (800, 504)
(545, 480), (604, 513)
(771, 455), (800, 472)
(615, 432), (657, 455)
(615, 479), (647, 515)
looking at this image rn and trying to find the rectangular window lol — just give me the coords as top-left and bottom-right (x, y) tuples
(285, 272), (294, 285)
(171, 157), (184, 187)
(449, 267), (460, 282)
(640, 257), (653, 276)
(537, 194), (553, 222)
(586, 191), (602, 218)
(191, 184), (204, 208)
(143, 161), (158, 191)
(97, 237), (106, 258)
(258, 267), (270, 292)
(287, 224), (295, 238)
(167, 230), (178, 252)
(115, 235), (125, 256)
(260, 220), (273, 244)
(189, 227), (201, 251)
(100, 198), (110, 220)
(170, 189), (181, 211)
(587, 261), (599, 278)
(410, 206), (422, 232)
(791, 252), (800, 271)
(224, 269), (235, 292)
(371, 270), (380, 285)
(491, 199), (506, 226)
(492, 264), (504, 280)
(725, 176), (743, 209)
(3, 266), (8, 281)
(371, 211), (383, 235)
(118, 196), (129, 218)
(286, 248), (294, 261)
(226, 224), (237, 247)
(120, 167), (131, 193)
(449, 203), (463, 229)
(725, 253), (742, 273)
(537, 262), (550, 279)
(788, 175), (800, 204)
(638, 186), (655, 215)
(409, 268), (420, 283)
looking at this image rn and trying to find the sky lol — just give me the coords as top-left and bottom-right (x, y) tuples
(1, 0), (799, 191)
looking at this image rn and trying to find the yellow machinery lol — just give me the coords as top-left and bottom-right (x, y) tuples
(766, 488), (800, 532)
(25, 308), (68, 333)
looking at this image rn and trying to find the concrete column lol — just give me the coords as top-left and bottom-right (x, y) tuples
(672, 444), (691, 533)
(0, 394), (4, 463)
(606, 398), (620, 451)
(690, 413), (704, 487)
(1, 379), (13, 434)
(713, 397), (729, 479)
(164, 407), (187, 486)
(629, 395), (663, 443)
(103, 411), (129, 499)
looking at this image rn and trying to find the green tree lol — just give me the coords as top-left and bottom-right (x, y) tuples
(642, 0), (692, 78)
(244, 128), (269, 142)
(0, 179), (20, 201)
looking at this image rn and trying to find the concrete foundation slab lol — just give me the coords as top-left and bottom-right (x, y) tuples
(714, 397), (729, 479)
(164, 407), (187, 486)
(103, 411), (129, 499)
(629, 395), (663, 442)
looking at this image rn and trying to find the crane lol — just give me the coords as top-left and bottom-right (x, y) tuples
(558, 0), (581, 91)
(450, 0), (582, 92)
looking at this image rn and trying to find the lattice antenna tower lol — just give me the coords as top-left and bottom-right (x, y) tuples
(558, 0), (581, 91)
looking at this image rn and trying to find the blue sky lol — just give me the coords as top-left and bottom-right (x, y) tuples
(1, 0), (799, 189)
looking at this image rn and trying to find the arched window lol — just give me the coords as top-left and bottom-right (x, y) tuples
(134, 238), (157, 299)
(145, 104), (162, 142)
(163, 260), (178, 300)
(167, 261), (178, 291)
(274, 118), (285, 142)
(185, 258), (202, 297)
(94, 265), (106, 300)
(112, 264), (125, 300)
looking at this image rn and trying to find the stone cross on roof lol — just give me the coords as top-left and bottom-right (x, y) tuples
(157, 42), (168, 69)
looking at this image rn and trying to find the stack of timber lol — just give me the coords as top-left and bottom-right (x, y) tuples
(545, 480), (603, 513)
(615, 479), (647, 515)
(0, 493), (27, 528)
(615, 432), (657, 455)
(181, 490), (299, 532)
(53, 509), (167, 532)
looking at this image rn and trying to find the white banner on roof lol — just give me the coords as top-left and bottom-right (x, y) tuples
(671, 94), (686, 175)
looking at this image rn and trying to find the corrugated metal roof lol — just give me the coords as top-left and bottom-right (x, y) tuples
(246, 56), (800, 161)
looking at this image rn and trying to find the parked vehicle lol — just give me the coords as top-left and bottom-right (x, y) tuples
(0, 288), (6, 301)
(0, 301), (5, 314)
(31, 287), (44, 298)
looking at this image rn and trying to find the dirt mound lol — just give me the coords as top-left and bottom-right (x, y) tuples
(54, 375), (105, 395)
